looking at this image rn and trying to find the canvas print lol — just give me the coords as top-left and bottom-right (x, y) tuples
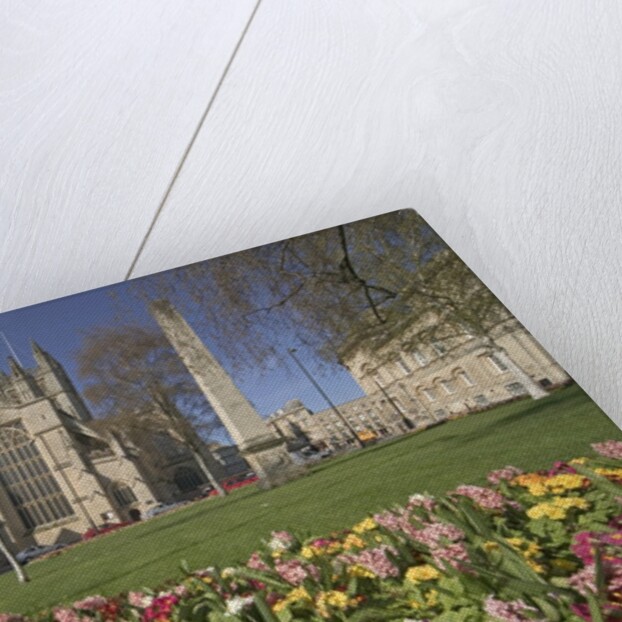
(0, 209), (620, 621)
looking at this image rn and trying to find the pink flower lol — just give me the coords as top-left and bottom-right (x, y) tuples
(247, 552), (270, 571)
(453, 485), (507, 511)
(432, 542), (470, 571)
(411, 521), (465, 548)
(339, 545), (400, 579)
(275, 559), (309, 585)
(487, 466), (523, 485)
(127, 591), (152, 608)
(569, 564), (597, 596)
(52, 609), (87, 622)
(173, 584), (189, 598)
(142, 593), (179, 622)
(484, 595), (541, 622)
(0, 615), (25, 622)
(72, 595), (108, 610)
(592, 440), (622, 459)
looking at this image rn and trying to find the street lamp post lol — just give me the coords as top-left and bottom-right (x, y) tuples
(373, 379), (415, 431)
(287, 349), (363, 449)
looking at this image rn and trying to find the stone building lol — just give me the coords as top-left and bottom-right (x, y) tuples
(268, 396), (414, 451)
(269, 318), (569, 450)
(344, 317), (570, 425)
(0, 342), (222, 553)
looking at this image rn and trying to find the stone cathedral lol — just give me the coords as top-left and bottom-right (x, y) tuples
(0, 342), (226, 552)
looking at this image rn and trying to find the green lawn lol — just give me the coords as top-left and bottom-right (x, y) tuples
(2, 385), (621, 614)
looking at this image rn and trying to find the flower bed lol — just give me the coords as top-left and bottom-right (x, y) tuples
(8, 440), (622, 622)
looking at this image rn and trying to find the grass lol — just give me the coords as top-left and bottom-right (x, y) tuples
(1, 384), (620, 614)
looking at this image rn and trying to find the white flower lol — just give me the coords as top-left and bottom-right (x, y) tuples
(225, 595), (254, 615)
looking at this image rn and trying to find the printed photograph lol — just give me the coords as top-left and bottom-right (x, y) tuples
(0, 209), (620, 621)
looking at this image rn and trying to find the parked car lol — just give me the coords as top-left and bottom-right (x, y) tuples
(144, 501), (189, 519)
(82, 521), (131, 541)
(15, 543), (65, 565)
(197, 473), (259, 499)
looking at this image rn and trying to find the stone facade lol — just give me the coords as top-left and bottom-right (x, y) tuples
(268, 319), (570, 449)
(345, 318), (569, 425)
(0, 343), (221, 552)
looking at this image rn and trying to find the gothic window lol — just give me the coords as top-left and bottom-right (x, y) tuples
(173, 467), (205, 493)
(411, 349), (428, 367)
(440, 380), (456, 395)
(396, 356), (412, 375)
(457, 371), (475, 387)
(0, 425), (73, 529)
(431, 341), (447, 356)
(422, 388), (437, 402)
(487, 354), (509, 373)
(111, 482), (137, 507)
(506, 382), (527, 397)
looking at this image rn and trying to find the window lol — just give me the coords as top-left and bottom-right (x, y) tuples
(458, 371), (475, 387)
(173, 467), (205, 493)
(506, 382), (527, 396)
(487, 354), (509, 373)
(111, 483), (137, 507)
(396, 356), (412, 375)
(440, 380), (455, 395)
(0, 425), (74, 529)
(432, 341), (447, 356)
(411, 349), (428, 367)
(474, 394), (489, 406)
(539, 378), (552, 388)
(422, 388), (437, 402)
(434, 409), (447, 419)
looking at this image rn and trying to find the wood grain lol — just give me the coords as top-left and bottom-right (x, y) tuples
(0, 0), (255, 312)
(132, 1), (622, 423)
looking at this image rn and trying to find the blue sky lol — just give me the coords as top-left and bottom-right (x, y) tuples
(0, 278), (364, 429)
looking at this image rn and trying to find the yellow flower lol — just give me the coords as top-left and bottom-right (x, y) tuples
(595, 468), (622, 478)
(527, 560), (545, 573)
(545, 474), (585, 493)
(405, 564), (440, 583)
(288, 587), (311, 602)
(426, 589), (439, 606)
(272, 586), (311, 611)
(483, 541), (500, 552)
(409, 599), (423, 610)
(552, 496), (588, 510)
(271, 550), (282, 559)
(316, 590), (350, 613)
(527, 503), (567, 520)
(348, 564), (375, 578)
(506, 537), (540, 559)
(569, 457), (588, 465)
(301, 546), (316, 559)
(272, 599), (288, 613)
(352, 517), (377, 533)
(343, 534), (366, 550)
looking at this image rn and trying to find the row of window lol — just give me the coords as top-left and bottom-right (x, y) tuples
(420, 370), (475, 402)
(375, 351), (511, 395)
(0, 427), (74, 530)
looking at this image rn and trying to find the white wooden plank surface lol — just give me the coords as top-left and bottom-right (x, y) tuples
(131, 1), (622, 423)
(0, 0), (256, 312)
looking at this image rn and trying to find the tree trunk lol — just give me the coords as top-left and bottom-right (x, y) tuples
(0, 532), (29, 583)
(489, 345), (548, 400)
